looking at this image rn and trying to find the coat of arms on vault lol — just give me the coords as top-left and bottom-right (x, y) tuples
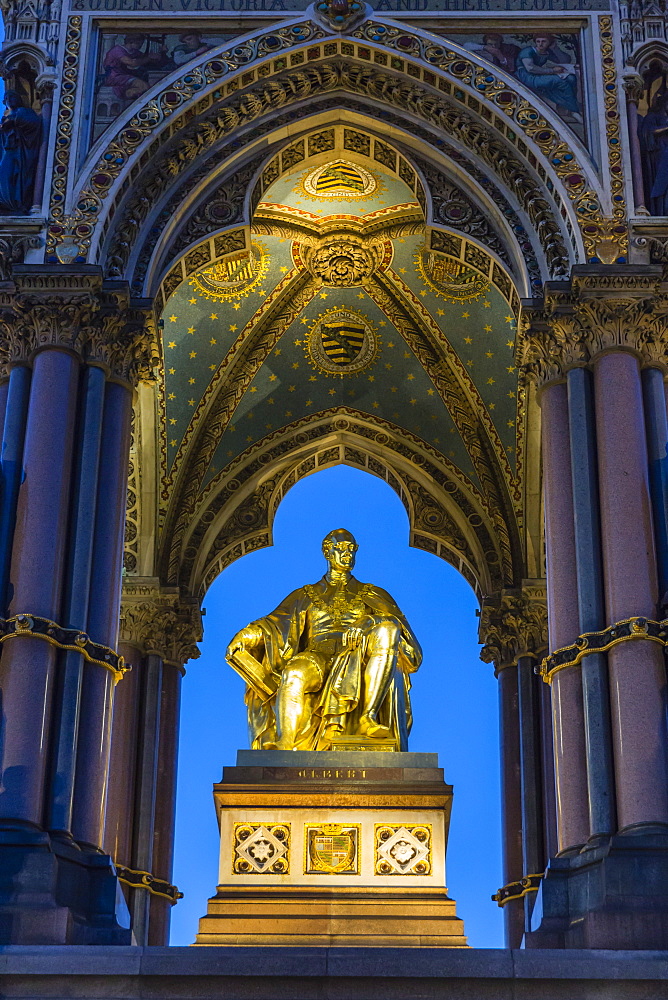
(305, 308), (379, 376)
(305, 824), (360, 875)
(190, 242), (269, 301)
(301, 159), (377, 199)
(416, 248), (489, 303)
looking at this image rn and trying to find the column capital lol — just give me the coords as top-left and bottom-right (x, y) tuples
(120, 579), (203, 667)
(518, 266), (668, 385)
(479, 582), (548, 673)
(0, 268), (159, 384)
(622, 72), (644, 104)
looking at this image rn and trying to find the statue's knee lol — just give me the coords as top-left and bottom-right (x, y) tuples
(370, 618), (401, 645)
(281, 664), (308, 690)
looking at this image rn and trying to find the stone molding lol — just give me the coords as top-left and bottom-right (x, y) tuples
(0, 268), (159, 384)
(517, 266), (668, 385)
(120, 578), (203, 667)
(478, 581), (548, 673)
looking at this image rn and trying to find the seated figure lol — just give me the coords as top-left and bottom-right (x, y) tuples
(226, 528), (422, 750)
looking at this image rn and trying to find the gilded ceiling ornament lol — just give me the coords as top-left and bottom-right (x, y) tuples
(189, 242), (269, 302)
(415, 247), (489, 303)
(301, 160), (378, 200)
(300, 237), (388, 288)
(305, 308), (380, 377)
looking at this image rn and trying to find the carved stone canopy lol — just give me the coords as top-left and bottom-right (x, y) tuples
(0, 267), (159, 384)
(517, 265), (668, 386)
(479, 583), (548, 672)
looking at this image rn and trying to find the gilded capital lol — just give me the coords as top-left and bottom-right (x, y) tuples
(517, 266), (668, 385)
(479, 583), (548, 672)
(120, 580), (203, 667)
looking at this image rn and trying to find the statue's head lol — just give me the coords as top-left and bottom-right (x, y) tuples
(322, 528), (358, 573)
(4, 91), (22, 110)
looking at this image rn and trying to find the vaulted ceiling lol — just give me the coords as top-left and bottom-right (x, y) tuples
(154, 127), (524, 593)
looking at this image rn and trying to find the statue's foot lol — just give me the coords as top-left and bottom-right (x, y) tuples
(358, 714), (391, 739)
(323, 722), (344, 743)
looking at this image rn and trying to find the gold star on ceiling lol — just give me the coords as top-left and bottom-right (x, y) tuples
(169, 315), (177, 322)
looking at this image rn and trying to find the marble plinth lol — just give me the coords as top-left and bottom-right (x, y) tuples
(195, 750), (467, 947)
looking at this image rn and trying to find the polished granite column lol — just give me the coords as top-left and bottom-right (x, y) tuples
(540, 380), (589, 855)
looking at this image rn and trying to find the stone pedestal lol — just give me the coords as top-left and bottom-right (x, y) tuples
(195, 751), (467, 948)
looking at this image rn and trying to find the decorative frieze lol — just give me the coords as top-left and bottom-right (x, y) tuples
(120, 579), (203, 666)
(479, 583), (548, 672)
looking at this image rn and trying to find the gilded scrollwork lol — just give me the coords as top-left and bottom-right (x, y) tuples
(62, 37), (584, 280)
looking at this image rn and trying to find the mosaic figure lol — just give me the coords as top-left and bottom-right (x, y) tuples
(0, 91), (41, 215)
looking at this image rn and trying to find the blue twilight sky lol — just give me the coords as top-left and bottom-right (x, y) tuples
(170, 465), (504, 947)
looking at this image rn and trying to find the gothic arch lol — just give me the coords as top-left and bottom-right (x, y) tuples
(47, 17), (622, 275)
(178, 412), (516, 601)
(138, 118), (539, 305)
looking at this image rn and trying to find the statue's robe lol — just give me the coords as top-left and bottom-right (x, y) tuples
(235, 575), (422, 750)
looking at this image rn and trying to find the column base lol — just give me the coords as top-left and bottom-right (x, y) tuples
(526, 826), (668, 949)
(0, 833), (132, 944)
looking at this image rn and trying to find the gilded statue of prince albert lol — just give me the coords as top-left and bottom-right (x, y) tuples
(226, 529), (422, 751)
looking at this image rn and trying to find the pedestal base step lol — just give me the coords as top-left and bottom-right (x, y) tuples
(195, 885), (468, 947)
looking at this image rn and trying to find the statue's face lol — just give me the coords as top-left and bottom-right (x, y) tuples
(324, 535), (357, 573)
